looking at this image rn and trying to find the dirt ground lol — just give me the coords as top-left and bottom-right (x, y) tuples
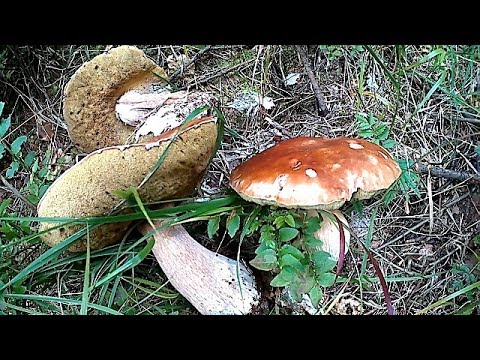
(0, 45), (479, 315)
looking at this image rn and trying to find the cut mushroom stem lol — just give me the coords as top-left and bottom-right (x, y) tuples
(138, 220), (260, 315)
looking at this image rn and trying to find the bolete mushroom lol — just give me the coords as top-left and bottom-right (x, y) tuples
(38, 45), (261, 315)
(38, 117), (218, 252)
(229, 136), (401, 258)
(63, 45), (168, 152)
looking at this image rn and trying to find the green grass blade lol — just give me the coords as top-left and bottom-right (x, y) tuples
(361, 208), (378, 276)
(411, 70), (446, 118)
(2, 302), (47, 315)
(91, 239), (155, 290)
(3, 293), (122, 315)
(80, 230), (91, 315)
(399, 48), (445, 73)
(416, 280), (480, 314)
(0, 224), (95, 292)
(365, 46), (399, 91)
(136, 105), (210, 190)
(235, 205), (262, 305)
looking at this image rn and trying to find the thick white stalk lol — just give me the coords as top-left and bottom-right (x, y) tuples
(306, 209), (351, 261)
(139, 221), (260, 315)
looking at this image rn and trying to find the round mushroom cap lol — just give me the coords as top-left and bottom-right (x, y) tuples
(229, 137), (401, 210)
(38, 117), (217, 252)
(63, 45), (168, 152)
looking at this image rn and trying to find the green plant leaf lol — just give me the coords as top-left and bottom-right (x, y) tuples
(317, 272), (336, 287)
(207, 216), (220, 238)
(279, 244), (305, 260)
(0, 199), (11, 215)
(0, 102), (4, 117)
(312, 251), (336, 273)
(5, 161), (19, 179)
(0, 116), (11, 140)
(473, 234), (480, 245)
(270, 266), (296, 287)
(304, 216), (321, 235)
(0, 144), (5, 160)
(249, 249), (277, 271)
(227, 214), (240, 238)
(290, 272), (315, 295)
(304, 234), (323, 248)
(381, 139), (397, 149)
(285, 214), (295, 227)
(309, 286), (323, 308)
(10, 135), (27, 155)
(279, 227), (299, 242)
(24, 151), (36, 168)
(280, 254), (304, 271)
(38, 167), (48, 179)
(255, 241), (276, 255)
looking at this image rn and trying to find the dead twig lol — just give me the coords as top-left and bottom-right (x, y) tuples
(170, 45), (213, 81)
(180, 58), (255, 91)
(376, 192), (471, 251)
(0, 174), (37, 211)
(455, 117), (480, 126)
(415, 163), (480, 184)
(295, 45), (329, 116)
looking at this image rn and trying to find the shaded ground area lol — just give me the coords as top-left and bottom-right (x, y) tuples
(0, 45), (479, 315)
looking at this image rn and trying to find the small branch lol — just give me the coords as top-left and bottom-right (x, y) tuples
(180, 58), (255, 91)
(170, 45), (212, 81)
(0, 174), (37, 211)
(454, 117), (480, 126)
(295, 45), (329, 116)
(415, 163), (480, 184)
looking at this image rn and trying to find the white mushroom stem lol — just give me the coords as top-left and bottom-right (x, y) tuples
(138, 220), (261, 315)
(306, 209), (351, 261)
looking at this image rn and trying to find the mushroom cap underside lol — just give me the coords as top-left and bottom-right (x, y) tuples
(63, 45), (168, 152)
(38, 117), (217, 252)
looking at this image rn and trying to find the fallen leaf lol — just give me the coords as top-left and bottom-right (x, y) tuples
(37, 121), (54, 142)
(284, 72), (301, 86)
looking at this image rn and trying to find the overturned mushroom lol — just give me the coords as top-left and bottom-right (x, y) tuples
(38, 45), (261, 315)
(38, 117), (218, 252)
(63, 45), (168, 152)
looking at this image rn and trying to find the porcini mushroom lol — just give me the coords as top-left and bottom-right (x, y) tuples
(229, 136), (401, 258)
(63, 45), (168, 152)
(230, 137), (401, 210)
(38, 117), (218, 252)
(38, 45), (261, 315)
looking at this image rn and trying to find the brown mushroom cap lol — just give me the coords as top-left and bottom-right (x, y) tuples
(38, 117), (217, 252)
(63, 45), (168, 152)
(229, 137), (401, 210)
